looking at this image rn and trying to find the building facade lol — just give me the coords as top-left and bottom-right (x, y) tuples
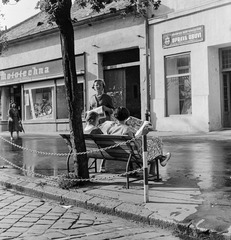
(1, 0), (230, 133)
(0, 3), (148, 132)
(149, 0), (231, 132)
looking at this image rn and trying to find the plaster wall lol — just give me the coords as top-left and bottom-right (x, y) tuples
(0, 16), (147, 120)
(149, 1), (231, 132)
(1, 32), (61, 68)
(72, 17), (147, 117)
(159, 0), (217, 12)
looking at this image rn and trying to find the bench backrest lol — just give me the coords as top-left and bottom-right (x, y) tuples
(60, 133), (104, 159)
(60, 134), (141, 161)
(85, 134), (141, 161)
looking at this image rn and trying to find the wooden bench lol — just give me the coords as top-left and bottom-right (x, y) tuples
(60, 133), (162, 188)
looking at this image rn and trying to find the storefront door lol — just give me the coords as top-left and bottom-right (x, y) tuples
(12, 85), (22, 118)
(223, 72), (231, 127)
(104, 69), (126, 108)
(104, 66), (141, 118)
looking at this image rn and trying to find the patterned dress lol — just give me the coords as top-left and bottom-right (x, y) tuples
(125, 116), (163, 160)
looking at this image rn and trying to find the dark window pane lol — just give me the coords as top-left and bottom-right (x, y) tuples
(103, 48), (139, 66)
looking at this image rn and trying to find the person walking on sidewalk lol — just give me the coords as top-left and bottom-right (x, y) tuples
(8, 102), (21, 141)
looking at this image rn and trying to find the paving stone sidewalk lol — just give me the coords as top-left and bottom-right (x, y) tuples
(0, 186), (182, 240)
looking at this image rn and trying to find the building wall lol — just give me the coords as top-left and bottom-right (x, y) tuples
(72, 16), (147, 116)
(160, 0), (216, 12)
(1, 32), (61, 68)
(0, 15), (147, 132)
(149, 0), (231, 132)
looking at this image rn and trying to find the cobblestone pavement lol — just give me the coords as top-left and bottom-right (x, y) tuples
(0, 187), (183, 240)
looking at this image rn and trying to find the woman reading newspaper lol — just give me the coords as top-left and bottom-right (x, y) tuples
(99, 107), (171, 175)
(89, 79), (114, 123)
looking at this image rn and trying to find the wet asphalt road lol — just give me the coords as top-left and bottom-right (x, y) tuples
(0, 133), (231, 196)
(162, 137), (231, 195)
(0, 134), (68, 177)
(161, 135), (231, 232)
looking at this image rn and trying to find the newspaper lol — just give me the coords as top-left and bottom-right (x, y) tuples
(125, 116), (144, 131)
(87, 106), (106, 119)
(126, 116), (162, 155)
(125, 116), (154, 137)
(125, 116), (154, 131)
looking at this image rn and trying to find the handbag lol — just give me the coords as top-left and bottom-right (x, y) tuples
(18, 121), (25, 133)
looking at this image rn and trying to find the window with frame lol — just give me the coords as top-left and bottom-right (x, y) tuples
(0, 90), (1, 120)
(56, 83), (84, 119)
(56, 77), (85, 119)
(24, 86), (54, 120)
(56, 85), (68, 119)
(222, 48), (231, 70)
(165, 53), (192, 116)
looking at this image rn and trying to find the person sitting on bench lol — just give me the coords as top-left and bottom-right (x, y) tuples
(84, 111), (103, 134)
(100, 107), (171, 175)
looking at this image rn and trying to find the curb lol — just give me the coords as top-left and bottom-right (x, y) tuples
(0, 173), (229, 240)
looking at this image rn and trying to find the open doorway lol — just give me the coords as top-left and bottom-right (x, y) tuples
(103, 49), (141, 119)
(10, 85), (22, 118)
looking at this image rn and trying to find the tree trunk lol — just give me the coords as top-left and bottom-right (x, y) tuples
(55, 0), (89, 179)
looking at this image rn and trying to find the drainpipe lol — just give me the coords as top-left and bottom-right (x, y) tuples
(137, 0), (151, 121)
(145, 18), (151, 121)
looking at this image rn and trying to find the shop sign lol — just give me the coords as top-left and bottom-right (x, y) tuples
(0, 55), (85, 86)
(162, 25), (205, 49)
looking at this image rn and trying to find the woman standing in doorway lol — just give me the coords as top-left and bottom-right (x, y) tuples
(89, 79), (114, 123)
(8, 102), (21, 140)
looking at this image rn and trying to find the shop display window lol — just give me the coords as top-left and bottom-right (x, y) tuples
(165, 53), (192, 116)
(222, 48), (231, 70)
(56, 85), (68, 119)
(24, 87), (53, 120)
(56, 83), (85, 119)
(0, 90), (1, 120)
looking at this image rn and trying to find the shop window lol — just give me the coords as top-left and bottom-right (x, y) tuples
(103, 48), (139, 66)
(165, 53), (192, 116)
(222, 48), (231, 70)
(56, 82), (85, 119)
(56, 85), (68, 119)
(0, 90), (1, 120)
(24, 87), (53, 120)
(223, 74), (230, 113)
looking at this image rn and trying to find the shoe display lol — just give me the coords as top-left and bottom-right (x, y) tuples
(160, 152), (171, 167)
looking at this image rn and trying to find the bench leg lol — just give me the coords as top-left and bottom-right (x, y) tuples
(95, 158), (97, 172)
(99, 159), (106, 172)
(67, 149), (72, 174)
(149, 157), (162, 182)
(88, 158), (97, 173)
(156, 159), (160, 181)
(126, 155), (133, 189)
